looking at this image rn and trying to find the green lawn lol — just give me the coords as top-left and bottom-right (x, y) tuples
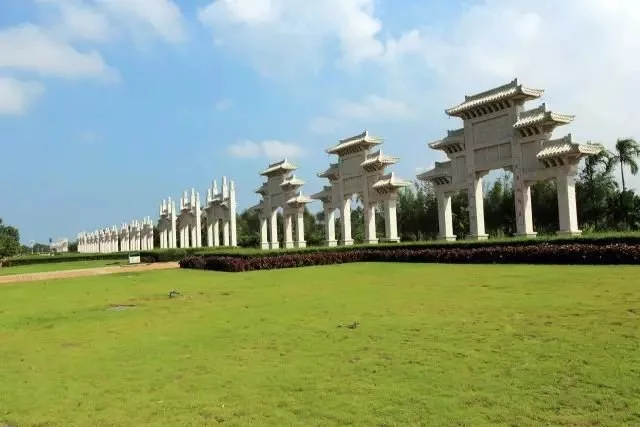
(1, 263), (639, 426)
(0, 259), (126, 276)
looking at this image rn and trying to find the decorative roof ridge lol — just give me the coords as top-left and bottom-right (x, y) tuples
(517, 103), (575, 121)
(446, 79), (544, 115)
(338, 129), (384, 144)
(447, 128), (465, 137)
(464, 79), (518, 101)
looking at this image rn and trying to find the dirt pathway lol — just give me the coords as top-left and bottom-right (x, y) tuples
(0, 262), (180, 285)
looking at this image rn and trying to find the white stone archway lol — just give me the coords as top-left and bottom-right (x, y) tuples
(418, 79), (602, 240)
(202, 176), (238, 248)
(120, 223), (130, 252)
(177, 189), (202, 249)
(140, 217), (154, 250)
(129, 221), (141, 251)
(158, 197), (177, 249)
(252, 159), (312, 250)
(77, 232), (87, 253)
(312, 131), (409, 246)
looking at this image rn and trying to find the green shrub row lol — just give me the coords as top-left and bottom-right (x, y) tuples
(4, 233), (640, 267)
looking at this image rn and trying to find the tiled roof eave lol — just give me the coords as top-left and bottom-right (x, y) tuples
(446, 86), (544, 116)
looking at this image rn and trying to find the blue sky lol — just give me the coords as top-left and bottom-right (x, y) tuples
(1, 0), (639, 243)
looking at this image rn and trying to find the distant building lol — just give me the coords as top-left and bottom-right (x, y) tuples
(51, 239), (69, 253)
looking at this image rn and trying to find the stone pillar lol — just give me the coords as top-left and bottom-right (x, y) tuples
(467, 173), (488, 240)
(270, 208), (279, 249)
(190, 223), (197, 249)
(324, 206), (337, 247)
(437, 191), (456, 241)
(364, 203), (378, 244)
(213, 220), (220, 247)
(340, 197), (353, 245)
(170, 200), (177, 249)
(296, 210), (306, 248)
(207, 219), (214, 247)
(260, 216), (269, 250)
(195, 193), (202, 248)
(557, 171), (581, 236)
(181, 225), (189, 248)
(284, 213), (294, 249)
(515, 181), (536, 238)
(223, 220), (230, 247)
(230, 181), (237, 247)
(383, 198), (399, 242)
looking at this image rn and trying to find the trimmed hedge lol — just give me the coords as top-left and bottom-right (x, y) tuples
(2, 252), (129, 267)
(179, 242), (640, 272)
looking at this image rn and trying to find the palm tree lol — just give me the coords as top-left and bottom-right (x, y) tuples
(613, 138), (640, 192)
(578, 145), (617, 229)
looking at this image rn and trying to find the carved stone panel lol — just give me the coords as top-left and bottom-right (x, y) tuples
(471, 114), (512, 148)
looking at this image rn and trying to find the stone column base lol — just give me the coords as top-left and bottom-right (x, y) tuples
(284, 241), (295, 249)
(295, 241), (307, 248)
(439, 235), (457, 242)
(325, 240), (338, 247)
(514, 232), (537, 239)
(364, 239), (379, 245)
(466, 234), (489, 241)
(340, 239), (354, 246)
(270, 242), (280, 249)
(556, 230), (582, 237)
(261, 243), (270, 250)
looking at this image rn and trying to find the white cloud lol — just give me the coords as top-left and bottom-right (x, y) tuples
(36, 0), (186, 43)
(310, 94), (415, 134)
(198, 0), (383, 75)
(336, 95), (414, 120)
(0, 24), (116, 80)
(378, 0), (640, 145)
(0, 0), (186, 114)
(0, 78), (45, 115)
(36, 0), (113, 42)
(227, 139), (305, 159)
(93, 0), (186, 43)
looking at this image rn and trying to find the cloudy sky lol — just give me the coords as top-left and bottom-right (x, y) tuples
(1, 0), (639, 243)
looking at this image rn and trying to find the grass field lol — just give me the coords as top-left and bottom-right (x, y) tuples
(0, 259), (126, 276)
(1, 263), (639, 426)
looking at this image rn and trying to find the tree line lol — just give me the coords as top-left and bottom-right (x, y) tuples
(3, 138), (638, 257)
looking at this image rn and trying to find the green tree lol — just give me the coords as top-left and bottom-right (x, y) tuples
(613, 137), (640, 192)
(0, 218), (21, 258)
(576, 146), (617, 230)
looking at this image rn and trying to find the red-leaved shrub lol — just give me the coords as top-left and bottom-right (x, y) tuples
(178, 242), (640, 272)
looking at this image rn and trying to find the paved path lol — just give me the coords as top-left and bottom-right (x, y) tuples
(0, 262), (180, 285)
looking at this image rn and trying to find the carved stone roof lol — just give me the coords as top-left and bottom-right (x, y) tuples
(248, 202), (264, 212)
(416, 161), (452, 182)
(536, 134), (603, 160)
(260, 159), (298, 176)
(361, 149), (399, 172)
(254, 183), (268, 195)
(514, 103), (574, 129)
(326, 130), (384, 155)
(280, 174), (306, 189)
(372, 172), (410, 193)
(318, 163), (339, 180)
(446, 79), (544, 117)
(429, 128), (465, 152)
(310, 185), (332, 201)
(287, 192), (313, 207)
